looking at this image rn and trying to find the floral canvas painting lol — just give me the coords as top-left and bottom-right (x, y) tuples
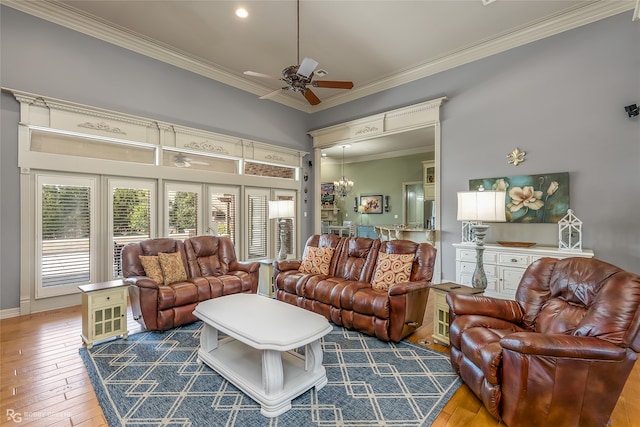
(469, 172), (569, 223)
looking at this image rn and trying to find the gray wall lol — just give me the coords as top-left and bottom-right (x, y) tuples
(0, 6), (314, 309)
(309, 11), (640, 280)
(1, 7), (639, 310)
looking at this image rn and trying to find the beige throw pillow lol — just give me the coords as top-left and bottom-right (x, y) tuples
(371, 252), (414, 291)
(158, 252), (188, 285)
(298, 246), (335, 275)
(139, 255), (164, 284)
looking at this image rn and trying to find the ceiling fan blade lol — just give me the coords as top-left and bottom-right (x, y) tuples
(312, 80), (354, 90)
(244, 71), (283, 80)
(303, 88), (321, 106)
(297, 57), (318, 78)
(259, 88), (287, 100)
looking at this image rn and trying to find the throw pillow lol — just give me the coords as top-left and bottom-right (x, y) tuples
(139, 255), (163, 284)
(158, 251), (188, 285)
(371, 252), (414, 291)
(298, 246), (335, 275)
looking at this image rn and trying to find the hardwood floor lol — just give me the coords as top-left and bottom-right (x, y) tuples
(1, 297), (638, 426)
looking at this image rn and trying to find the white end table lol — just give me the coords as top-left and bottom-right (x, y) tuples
(431, 282), (483, 346)
(78, 280), (129, 349)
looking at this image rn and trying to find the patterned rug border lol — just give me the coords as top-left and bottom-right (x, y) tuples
(80, 323), (461, 426)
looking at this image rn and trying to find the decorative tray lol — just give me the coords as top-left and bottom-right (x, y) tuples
(496, 241), (536, 248)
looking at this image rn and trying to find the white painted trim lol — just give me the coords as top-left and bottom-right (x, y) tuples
(0, 307), (21, 319)
(2, 0), (633, 112)
(634, 0), (640, 21)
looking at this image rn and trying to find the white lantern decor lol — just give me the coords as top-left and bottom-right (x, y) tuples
(461, 221), (477, 244)
(558, 209), (582, 252)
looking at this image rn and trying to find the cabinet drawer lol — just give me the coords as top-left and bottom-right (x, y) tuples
(90, 290), (125, 306)
(459, 273), (498, 292)
(499, 253), (529, 267)
(460, 249), (497, 264)
(460, 262), (497, 277)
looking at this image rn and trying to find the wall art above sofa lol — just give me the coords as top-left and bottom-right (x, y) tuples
(469, 172), (569, 223)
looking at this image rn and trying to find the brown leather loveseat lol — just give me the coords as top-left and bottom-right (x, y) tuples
(447, 257), (640, 427)
(274, 234), (437, 342)
(122, 235), (260, 331)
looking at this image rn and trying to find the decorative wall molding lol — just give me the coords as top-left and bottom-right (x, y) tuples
(310, 97), (446, 148)
(8, 88), (307, 168)
(77, 121), (127, 135)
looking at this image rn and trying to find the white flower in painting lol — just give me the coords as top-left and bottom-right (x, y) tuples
(492, 179), (509, 191)
(507, 186), (545, 212)
(547, 181), (559, 196)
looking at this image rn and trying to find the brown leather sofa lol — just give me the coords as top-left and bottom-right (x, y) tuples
(274, 234), (437, 342)
(447, 257), (640, 427)
(122, 235), (260, 331)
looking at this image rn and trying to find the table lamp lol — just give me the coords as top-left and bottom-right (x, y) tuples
(457, 188), (506, 289)
(268, 200), (295, 260)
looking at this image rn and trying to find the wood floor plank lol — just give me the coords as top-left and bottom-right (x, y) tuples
(1, 296), (637, 427)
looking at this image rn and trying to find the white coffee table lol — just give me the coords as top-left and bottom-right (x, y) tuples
(193, 293), (332, 417)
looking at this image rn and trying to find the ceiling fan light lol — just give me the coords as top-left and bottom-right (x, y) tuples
(235, 8), (248, 18)
(297, 57), (318, 78)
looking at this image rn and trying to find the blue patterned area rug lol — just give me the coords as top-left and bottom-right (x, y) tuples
(80, 322), (461, 426)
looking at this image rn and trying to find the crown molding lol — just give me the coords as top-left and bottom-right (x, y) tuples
(2, 0), (634, 113)
(311, 0), (635, 112)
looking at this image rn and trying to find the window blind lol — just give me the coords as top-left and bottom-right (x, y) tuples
(111, 186), (152, 277)
(210, 191), (237, 244)
(40, 183), (92, 287)
(168, 189), (199, 238)
(247, 193), (268, 259)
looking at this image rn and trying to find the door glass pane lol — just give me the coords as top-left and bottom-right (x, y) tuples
(40, 184), (91, 287)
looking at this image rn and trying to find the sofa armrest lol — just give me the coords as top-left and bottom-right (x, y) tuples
(124, 276), (160, 289)
(387, 280), (431, 342)
(388, 280), (429, 296)
(274, 259), (301, 273)
(229, 260), (260, 274)
(447, 293), (524, 324)
(500, 332), (629, 360)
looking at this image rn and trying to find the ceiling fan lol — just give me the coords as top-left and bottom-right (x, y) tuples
(244, 0), (354, 106)
(173, 153), (209, 168)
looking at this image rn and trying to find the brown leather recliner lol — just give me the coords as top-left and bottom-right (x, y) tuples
(447, 257), (640, 427)
(122, 236), (259, 331)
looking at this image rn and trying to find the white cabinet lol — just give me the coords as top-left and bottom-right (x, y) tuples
(422, 160), (435, 200)
(453, 244), (594, 300)
(79, 280), (129, 349)
(431, 282), (484, 346)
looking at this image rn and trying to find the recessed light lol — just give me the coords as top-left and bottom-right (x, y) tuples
(235, 8), (248, 18)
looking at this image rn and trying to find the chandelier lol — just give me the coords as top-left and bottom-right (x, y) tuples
(333, 145), (354, 198)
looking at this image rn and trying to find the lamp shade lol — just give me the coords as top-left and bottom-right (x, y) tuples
(268, 200), (295, 219)
(457, 191), (506, 222)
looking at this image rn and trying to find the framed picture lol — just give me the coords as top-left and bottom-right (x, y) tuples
(469, 172), (569, 223)
(359, 195), (383, 214)
(321, 182), (335, 206)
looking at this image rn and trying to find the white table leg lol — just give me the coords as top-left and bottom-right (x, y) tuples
(200, 323), (218, 356)
(305, 340), (327, 390)
(262, 349), (284, 395)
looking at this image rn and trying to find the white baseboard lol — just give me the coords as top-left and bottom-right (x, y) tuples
(0, 307), (21, 319)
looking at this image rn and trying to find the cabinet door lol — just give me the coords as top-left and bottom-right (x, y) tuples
(500, 267), (525, 297)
